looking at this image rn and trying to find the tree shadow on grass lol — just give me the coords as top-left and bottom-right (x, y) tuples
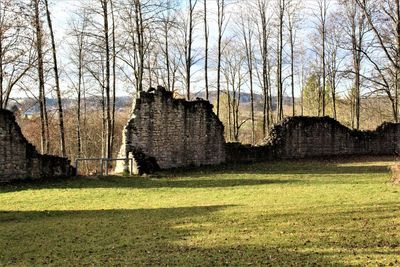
(167, 162), (391, 177)
(0, 159), (393, 193)
(2, 203), (399, 265)
(0, 177), (298, 193)
(0, 205), (339, 266)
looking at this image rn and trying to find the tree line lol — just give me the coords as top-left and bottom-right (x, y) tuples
(1, 0), (400, 161)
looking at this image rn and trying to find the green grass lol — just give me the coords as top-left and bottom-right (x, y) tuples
(1, 157), (400, 266)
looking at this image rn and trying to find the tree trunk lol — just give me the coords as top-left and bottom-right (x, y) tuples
(44, 0), (66, 157)
(259, 0), (269, 138)
(277, 0), (284, 121)
(164, 16), (171, 90)
(33, 0), (47, 154)
(290, 26), (295, 116)
(226, 81), (232, 141)
(322, 19), (326, 117)
(185, 0), (196, 100)
(351, 3), (361, 129)
(111, 0), (117, 157)
(204, 0), (209, 100)
(134, 0), (144, 93)
(244, 26), (255, 145)
(102, 0), (111, 159)
(216, 0), (224, 116)
(77, 54), (82, 158)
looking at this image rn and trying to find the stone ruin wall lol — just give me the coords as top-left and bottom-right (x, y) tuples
(117, 88), (400, 173)
(116, 88), (226, 174)
(5, 89), (397, 180)
(0, 109), (74, 182)
(227, 116), (400, 163)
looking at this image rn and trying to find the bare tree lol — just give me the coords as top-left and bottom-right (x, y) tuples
(67, 8), (89, 159)
(159, 0), (176, 91)
(110, 0), (117, 156)
(133, 0), (145, 93)
(276, 0), (286, 121)
(101, 0), (112, 159)
(240, 12), (256, 145)
(325, 11), (345, 120)
(216, 0), (227, 116)
(184, 0), (198, 100)
(338, 0), (369, 128)
(0, 0), (33, 109)
(33, 0), (49, 154)
(256, 0), (272, 138)
(79, 0), (113, 158)
(44, 0), (66, 156)
(286, 0), (301, 116)
(203, 0), (209, 99)
(222, 40), (247, 142)
(356, 0), (400, 122)
(314, 0), (330, 117)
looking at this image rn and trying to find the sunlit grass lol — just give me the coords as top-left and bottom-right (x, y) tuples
(1, 157), (399, 265)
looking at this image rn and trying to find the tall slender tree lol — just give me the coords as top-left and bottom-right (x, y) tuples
(204, 0), (209, 99)
(286, 0), (301, 116)
(70, 12), (88, 158)
(33, 0), (49, 154)
(134, 0), (144, 93)
(277, 0), (285, 121)
(44, 0), (66, 157)
(101, 0), (111, 159)
(341, 0), (368, 128)
(315, 0), (330, 116)
(256, 0), (272, 138)
(185, 0), (198, 100)
(110, 0), (117, 156)
(216, 0), (226, 116)
(240, 13), (256, 145)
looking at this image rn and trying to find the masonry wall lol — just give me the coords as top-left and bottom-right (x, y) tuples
(0, 109), (74, 182)
(117, 91), (400, 173)
(270, 117), (400, 158)
(226, 116), (400, 163)
(116, 88), (226, 173)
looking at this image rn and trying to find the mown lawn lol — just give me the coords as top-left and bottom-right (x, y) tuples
(1, 157), (400, 266)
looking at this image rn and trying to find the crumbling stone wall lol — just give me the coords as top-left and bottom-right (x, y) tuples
(226, 116), (400, 163)
(269, 116), (400, 158)
(116, 87), (226, 174)
(116, 88), (400, 173)
(0, 109), (74, 182)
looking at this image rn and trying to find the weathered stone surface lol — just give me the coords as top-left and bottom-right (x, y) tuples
(0, 109), (74, 182)
(227, 116), (400, 163)
(116, 87), (226, 174)
(117, 89), (400, 173)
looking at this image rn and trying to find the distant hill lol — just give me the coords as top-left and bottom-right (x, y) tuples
(10, 91), (298, 115)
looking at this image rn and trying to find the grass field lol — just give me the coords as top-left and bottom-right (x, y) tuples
(1, 157), (400, 266)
